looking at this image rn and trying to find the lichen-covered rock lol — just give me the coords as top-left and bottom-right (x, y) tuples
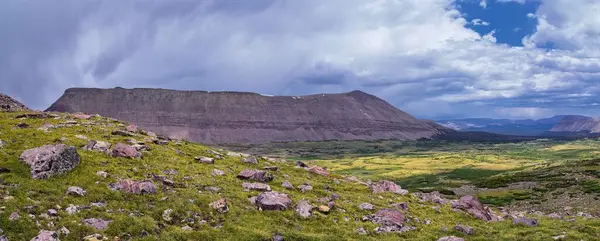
(210, 198), (229, 213)
(359, 203), (375, 210)
(308, 165), (329, 176)
(66, 186), (86, 196)
(243, 182), (272, 191)
(83, 218), (112, 230)
(370, 180), (408, 195)
(237, 169), (274, 183)
(83, 140), (111, 153)
(452, 195), (502, 222)
(256, 192), (292, 211)
(296, 200), (312, 218)
(213, 169), (225, 176)
(298, 183), (313, 193)
(413, 191), (448, 204)
(110, 180), (156, 194)
(110, 143), (141, 158)
(82, 234), (108, 241)
(30, 230), (59, 241)
(367, 209), (405, 232)
(19, 144), (80, 179)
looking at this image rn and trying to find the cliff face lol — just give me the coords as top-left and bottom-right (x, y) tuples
(46, 88), (450, 144)
(550, 115), (600, 133)
(0, 93), (31, 112)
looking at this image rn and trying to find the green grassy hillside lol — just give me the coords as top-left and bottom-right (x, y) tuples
(0, 112), (598, 240)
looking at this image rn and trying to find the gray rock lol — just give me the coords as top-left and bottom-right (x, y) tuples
(110, 143), (141, 158)
(0, 140), (4, 148)
(47, 209), (58, 217)
(271, 233), (284, 241)
(296, 200), (312, 218)
(437, 236), (464, 241)
(370, 180), (408, 195)
(195, 156), (214, 164)
(96, 171), (109, 178)
(359, 203), (375, 210)
(65, 204), (79, 215)
(9, 212), (20, 221)
(243, 182), (271, 191)
(58, 227), (70, 236)
(66, 186), (86, 196)
(512, 217), (538, 226)
(19, 144), (80, 179)
(82, 140), (111, 153)
(282, 180), (295, 189)
(454, 224), (475, 235)
(256, 192), (292, 211)
(298, 183), (313, 193)
(212, 169), (225, 176)
(237, 169), (274, 182)
(452, 195), (502, 222)
(110, 180), (157, 194)
(82, 218), (112, 230)
(242, 156), (259, 164)
(366, 209), (405, 233)
(356, 227), (368, 235)
(30, 230), (59, 241)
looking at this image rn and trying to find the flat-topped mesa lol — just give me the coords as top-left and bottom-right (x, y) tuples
(0, 93), (31, 112)
(46, 87), (450, 144)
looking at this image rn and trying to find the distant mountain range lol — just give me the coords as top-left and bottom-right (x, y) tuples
(437, 115), (600, 136)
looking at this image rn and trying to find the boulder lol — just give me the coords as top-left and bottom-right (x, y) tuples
(243, 182), (272, 191)
(83, 140), (112, 153)
(66, 186), (87, 196)
(298, 183), (313, 193)
(512, 217), (538, 226)
(195, 156), (214, 164)
(237, 169), (274, 183)
(452, 195), (502, 222)
(110, 143), (141, 158)
(318, 205), (330, 214)
(367, 209), (405, 232)
(264, 166), (280, 171)
(213, 169), (225, 176)
(437, 237), (464, 241)
(296, 200), (312, 218)
(256, 192), (292, 211)
(242, 156), (259, 164)
(359, 203), (375, 211)
(210, 198), (229, 213)
(83, 218), (112, 230)
(454, 224), (475, 235)
(371, 180), (408, 195)
(110, 180), (157, 194)
(282, 180), (295, 189)
(308, 166), (329, 176)
(19, 144), (80, 179)
(30, 230), (59, 241)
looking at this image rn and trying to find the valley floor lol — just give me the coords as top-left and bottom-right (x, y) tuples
(0, 112), (599, 240)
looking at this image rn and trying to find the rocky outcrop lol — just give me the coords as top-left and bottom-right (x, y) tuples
(370, 180), (408, 195)
(19, 144), (80, 179)
(46, 88), (450, 144)
(237, 169), (274, 183)
(0, 93), (30, 112)
(452, 195), (502, 222)
(550, 115), (600, 133)
(110, 180), (157, 194)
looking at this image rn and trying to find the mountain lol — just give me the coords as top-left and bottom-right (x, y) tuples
(549, 115), (600, 133)
(46, 88), (450, 144)
(0, 93), (30, 112)
(437, 115), (583, 136)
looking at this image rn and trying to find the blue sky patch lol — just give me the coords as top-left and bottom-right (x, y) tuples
(457, 0), (541, 46)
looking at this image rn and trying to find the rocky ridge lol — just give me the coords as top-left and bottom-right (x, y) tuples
(46, 88), (450, 144)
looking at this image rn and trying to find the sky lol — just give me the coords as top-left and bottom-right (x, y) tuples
(0, 0), (599, 120)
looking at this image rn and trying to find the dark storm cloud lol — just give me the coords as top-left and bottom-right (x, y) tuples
(0, 0), (599, 119)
